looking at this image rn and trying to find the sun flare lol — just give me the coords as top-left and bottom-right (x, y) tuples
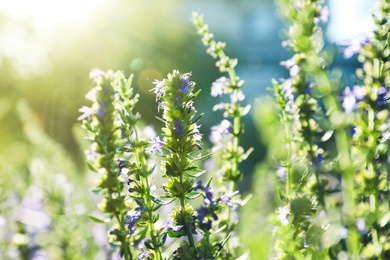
(0, 0), (107, 76)
(0, 0), (106, 28)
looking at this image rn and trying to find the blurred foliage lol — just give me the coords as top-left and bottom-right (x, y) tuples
(1, 0), (379, 258)
(0, 0), (220, 170)
(0, 101), (102, 259)
(238, 97), (283, 259)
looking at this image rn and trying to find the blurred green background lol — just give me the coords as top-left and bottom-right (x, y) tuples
(0, 0), (377, 258)
(0, 0), (376, 181)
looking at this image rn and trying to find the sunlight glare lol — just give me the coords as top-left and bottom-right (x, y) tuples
(0, 0), (107, 77)
(327, 0), (378, 45)
(0, 0), (106, 30)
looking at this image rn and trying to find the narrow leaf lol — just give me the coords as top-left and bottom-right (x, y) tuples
(88, 215), (110, 224)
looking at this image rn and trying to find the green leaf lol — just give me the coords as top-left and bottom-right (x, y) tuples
(86, 162), (97, 172)
(220, 233), (232, 248)
(184, 170), (205, 178)
(185, 191), (202, 200)
(192, 113), (204, 124)
(206, 177), (213, 188)
(191, 153), (212, 161)
(153, 197), (176, 205)
(167, 228), (185, 238)
(159, 232), (168, 246)
(153, 213), (160, 223)
(150, 196), (162, 205)
(214, 224), (227, 234)
(321, 130), (334, 142)
(240, 193), (252, 206)
(144, 239), (155, 250)
(88, 215), (110, 224)
(380, 212), (390, 227)
(241, 104), (251, 116)
(126, 74), (134, 90)
(241, 147), (253, 161)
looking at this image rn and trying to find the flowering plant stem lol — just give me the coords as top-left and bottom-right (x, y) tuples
(316, 72), (359, 256)
(193, 14), (253, 249)
(133, 130), (162, 260)
(80, 70), (134, 259)
(114, 72), (163, 259)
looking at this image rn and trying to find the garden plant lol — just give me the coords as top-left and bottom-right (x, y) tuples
(1, 0), (390, 259)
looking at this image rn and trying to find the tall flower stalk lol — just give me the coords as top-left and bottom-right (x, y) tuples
(193, 13), (253, 256)
(113, 72), (163, 260)
(272, 0), (362, 258)
(81, 69), (166, 259)
(343, 1), (390, 257)
(153, 70), (216, 259)
(80, 69), (134, 259)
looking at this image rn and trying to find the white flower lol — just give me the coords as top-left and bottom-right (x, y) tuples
(211, 77), (228, 97)
(230, 90), (245, 103)
(277, 205), (290, 226)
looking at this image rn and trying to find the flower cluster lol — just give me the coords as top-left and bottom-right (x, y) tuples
(80, 70), (136, 258)
(344, 1), (390, 257)
(80, 70), (165, 259)
(74, 1), (390, 259)
(271, 0), (353, 258)
(79, 66), (252, 259)
(270, 0), (390, 259)
(1, 101), (99, 259)
(152, 70), (229, 259)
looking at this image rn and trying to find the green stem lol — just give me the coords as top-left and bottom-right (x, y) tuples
(142, 174), (162, 260)
(316, 72), (359, 256)
(282, 109), (293, 199)
(179, 196), (196, 248)
(133, 130), (162, 260)
(113, 176), (132, 260)
(223, 56), (242, 246)
(367, 108), (380, 214)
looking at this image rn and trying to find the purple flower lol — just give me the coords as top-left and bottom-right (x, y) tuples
(220, 191), (239, 210)
(280, 59), (299, 77)
(157, 102), (165, 113)
(343, 37), (368, 59)
(342, 85), (365, 113)
(174, 120), (185, 136)
(162, 219), (182, 233)
(305, 82), (313, 95)
(89, 68), (105, 83)
(194, 181), (216, 206)
(210, 119), (232, 144)
(289, 65), (299, 77)
(276, 166), (287, 181)
(146, 136), (164, 155)
(212, 102), (226, 111)
(179, 75), (190, 94)
(314, 6), (329, 24)
(378, 86), (388, 106)
(197, 207), (208, 221)
(153, 79), (165, 100)
(124, 209), (143, 234)
(138, 249), (151, 260)
(204, 187), (215, 206)
(230, 90), (245, 103)
(96, 101), (106, 118)
(196, 207), (217, 230)
(277, 205), (290, 226)
(311, 153), (324, 169)
(211, 77), (227, 97)
(350, 127), (357, 137)
(78, 106), (94, 121)
(198, 182), (216, 206)
(116, 159), (129, 175)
